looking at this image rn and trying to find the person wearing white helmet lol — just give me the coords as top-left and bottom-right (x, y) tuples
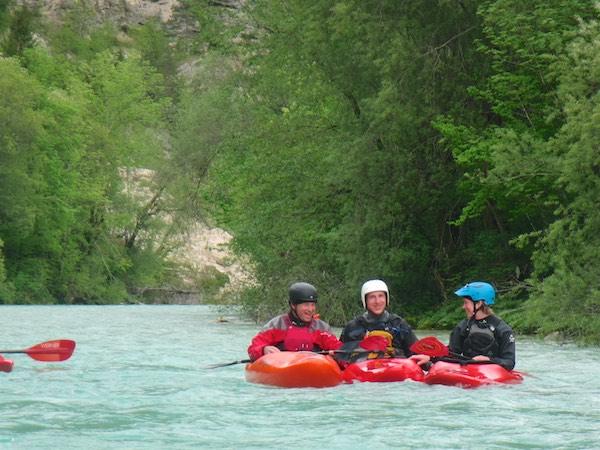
(448, 281), (516, 370)
(247, 282), (342, 361)
(339, 279), (418, 358)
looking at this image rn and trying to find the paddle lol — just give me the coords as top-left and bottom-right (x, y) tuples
(204, 348), (384, 369)
(410, 336), (495, 365)
(410, 336), (454, 358)
(0, 339), (76, 362)
(205, 358), (252, 369)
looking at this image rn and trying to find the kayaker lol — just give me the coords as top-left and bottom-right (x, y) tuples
(413, 281), (516, 370)
(246, 282), (343, 361)
(339, 279), (418, 358)
(449, 281), (516, 370)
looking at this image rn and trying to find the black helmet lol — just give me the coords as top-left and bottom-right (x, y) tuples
(288, 282), (318, 304)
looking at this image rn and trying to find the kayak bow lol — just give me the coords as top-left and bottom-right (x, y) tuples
(0, 355), (14, 373)
(245, 351), (343, 388)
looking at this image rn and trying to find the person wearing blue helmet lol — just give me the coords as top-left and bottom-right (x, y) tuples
(449, 281), (516, 370)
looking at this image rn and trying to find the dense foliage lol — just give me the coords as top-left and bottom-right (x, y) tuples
(199, 0), (600, 340)
(0, 1), (217, 303)
(1, 0), (599, 342)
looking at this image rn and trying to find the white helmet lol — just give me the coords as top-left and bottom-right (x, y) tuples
(361, 279), (389, 308)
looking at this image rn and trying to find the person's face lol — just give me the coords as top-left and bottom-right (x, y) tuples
(461, 297), (482, 317)
(292, 301), (316, 322)
(366, 291), (387, 315)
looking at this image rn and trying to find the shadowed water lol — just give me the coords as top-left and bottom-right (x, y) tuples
(1, 305), (598, 449)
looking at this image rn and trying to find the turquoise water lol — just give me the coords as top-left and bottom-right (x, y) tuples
(1, 305), (599, 449)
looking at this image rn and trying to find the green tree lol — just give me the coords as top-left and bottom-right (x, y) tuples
(525, 13), (600, 341)
(1, 2), (229, 304)
(434, 1), (595, 297)
(0, 238), (16, 302)
(204, 0), (487, 323)
(1, 3), (39, 56)
(0, 56), (57, 302)
(1, 16), (176, 303)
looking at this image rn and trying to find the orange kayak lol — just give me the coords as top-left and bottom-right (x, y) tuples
(245, 351), (343, 388)
(424, 361), (524, 388)
(342, 358), (425, 383)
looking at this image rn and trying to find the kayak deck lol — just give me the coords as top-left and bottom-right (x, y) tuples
(343, 357), (425, 383)
(424, 361), (524, 388)
(245, 351), (342, 388)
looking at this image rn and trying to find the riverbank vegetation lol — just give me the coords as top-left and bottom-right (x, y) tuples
(1, 1), (599, 343)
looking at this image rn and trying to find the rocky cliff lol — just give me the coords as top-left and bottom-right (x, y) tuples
(19, 0), (181, 24)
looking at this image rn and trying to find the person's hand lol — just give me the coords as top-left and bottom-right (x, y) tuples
(409, 354), (431, 367)
(263, 346), (281, 355)
(472, 355), (490, 361)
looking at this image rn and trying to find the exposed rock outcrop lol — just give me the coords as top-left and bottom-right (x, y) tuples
(18, 0), (180, 24)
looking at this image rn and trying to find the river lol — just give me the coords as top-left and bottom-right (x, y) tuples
(1, 305), (599, 449)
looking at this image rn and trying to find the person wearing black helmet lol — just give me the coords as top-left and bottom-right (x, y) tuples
(339, 279), (418, 358)
(247, 282), (342, 361)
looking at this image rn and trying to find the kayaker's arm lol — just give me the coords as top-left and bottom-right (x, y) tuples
(263, 345), (281, 355)
(339, 319), (363, 343)
(313, 330), (343, 352)
(490, 328), (516, 370)
(247, 328), (287, 361)
(448, 322), (466, 356)
(397, 323), (419, 357)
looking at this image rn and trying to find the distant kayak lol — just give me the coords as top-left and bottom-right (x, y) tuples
(424, 360), (524, 388)
(342, 358), (425, 383)
(245, 351), (343, 388)
(0, 355), (14, 373)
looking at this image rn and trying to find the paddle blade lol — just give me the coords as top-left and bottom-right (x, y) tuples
(26, 340), (76, 362)
(410, 336), (450, 357)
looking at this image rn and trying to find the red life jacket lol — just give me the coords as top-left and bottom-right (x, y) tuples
(282, 316), (315, 352)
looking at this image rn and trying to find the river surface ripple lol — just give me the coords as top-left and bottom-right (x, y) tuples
(1, 305), (598, 449)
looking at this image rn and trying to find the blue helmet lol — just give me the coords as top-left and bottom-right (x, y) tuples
(454, 281), (496, 305)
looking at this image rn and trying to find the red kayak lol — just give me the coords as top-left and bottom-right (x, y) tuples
(343, 358), (425, 383)
(244, 351), (523, 389)
(0, 355), (14, 373)
(245, 351), (343, 388)
(424, 360), (524, 388)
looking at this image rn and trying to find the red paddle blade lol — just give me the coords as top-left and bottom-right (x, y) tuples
(26, 340), (76, 362)
(410, 336), (450, 357)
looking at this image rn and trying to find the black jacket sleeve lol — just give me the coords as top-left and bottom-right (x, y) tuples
(339, 319), (366, 343)
(448, 320), (468, 355)
(490, 321), (516, 370)
(390, 317), (418, 357)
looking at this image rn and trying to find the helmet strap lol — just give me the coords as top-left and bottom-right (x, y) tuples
(468, 300), (478, 321)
